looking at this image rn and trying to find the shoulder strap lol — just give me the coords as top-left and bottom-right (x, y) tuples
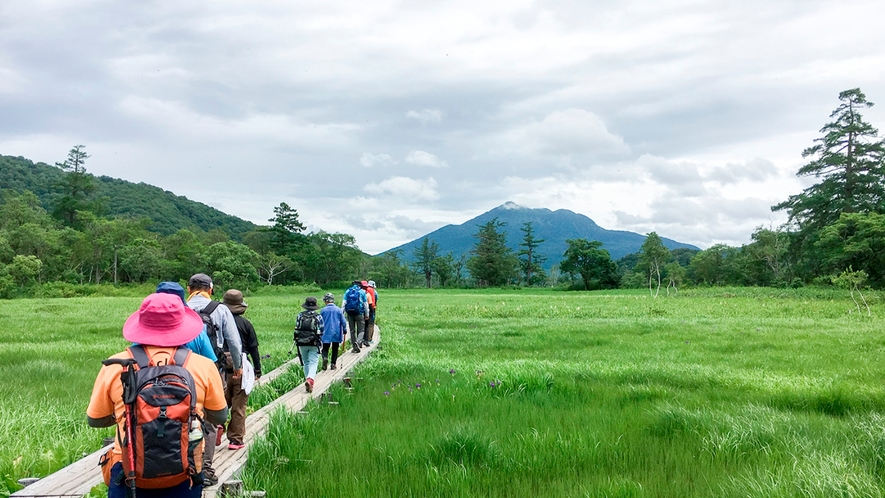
(172, 347), (190, 367)
(202, 300), (221, 315)
(128, 345), (150, 369)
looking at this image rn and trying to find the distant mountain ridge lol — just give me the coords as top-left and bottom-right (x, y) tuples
(0, 154), (257, 239)
(386, 202), (699, 266)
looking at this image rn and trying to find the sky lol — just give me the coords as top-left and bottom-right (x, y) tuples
(1, 0), (884, 255)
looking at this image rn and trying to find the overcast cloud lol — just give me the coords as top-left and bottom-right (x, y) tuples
(1, 0), (884, 254)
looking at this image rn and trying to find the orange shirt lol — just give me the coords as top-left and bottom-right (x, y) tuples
(87, 347), (226, 462)
(365, 288), (375, 308)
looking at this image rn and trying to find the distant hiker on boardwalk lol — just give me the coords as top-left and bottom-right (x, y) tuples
(361, 280), (375, 347)
(366, 280), (378, 344)
(222, 289), (262, 451)
(185, 273), (243, 486)
(319, 292), (346, 371)
(294, 296), (324, 393)
(342, 280), (368, 353)
(87, 293), (227, 498)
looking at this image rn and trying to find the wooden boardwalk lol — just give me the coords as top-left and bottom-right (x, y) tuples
(12, 332), (379, 497)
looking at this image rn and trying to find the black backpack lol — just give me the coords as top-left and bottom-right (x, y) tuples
(198, 301), (225, 369)
(294, 311), (321, 346)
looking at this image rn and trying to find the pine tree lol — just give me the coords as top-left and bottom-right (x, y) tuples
(774, 88), (885, 228)
(467, 218), (518, 287)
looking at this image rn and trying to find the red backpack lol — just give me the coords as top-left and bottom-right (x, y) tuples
(108, 346), (201, 489)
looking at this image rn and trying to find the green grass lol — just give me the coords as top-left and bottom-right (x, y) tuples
(3, 287), (885, 497)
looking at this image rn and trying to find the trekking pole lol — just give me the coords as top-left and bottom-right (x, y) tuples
(103, 358), (138, 497)
(287, 339), (297, 357)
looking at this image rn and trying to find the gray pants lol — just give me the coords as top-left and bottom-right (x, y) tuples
(346, 312), (364, 349)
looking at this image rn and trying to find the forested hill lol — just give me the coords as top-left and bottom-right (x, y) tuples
(0, 154), (257, 239)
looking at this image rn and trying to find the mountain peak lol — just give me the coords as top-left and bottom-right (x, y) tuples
(500, 201), (526, 210)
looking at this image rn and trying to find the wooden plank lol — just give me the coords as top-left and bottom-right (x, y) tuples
(205, 331), (380, 496)
(12, 329), (379, 498)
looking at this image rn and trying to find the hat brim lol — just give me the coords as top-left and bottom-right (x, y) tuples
(122, 307), (204, 347)
(302, 304), (320, 310)
(225, 302), (248, 314)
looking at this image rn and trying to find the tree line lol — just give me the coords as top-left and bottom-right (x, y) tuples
(2, 88), (883, 296)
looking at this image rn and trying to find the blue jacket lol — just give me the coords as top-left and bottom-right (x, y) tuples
(319, 303), (347, 343)
(184, 327), (218, 362)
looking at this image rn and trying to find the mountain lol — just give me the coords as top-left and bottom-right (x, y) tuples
(386, 202), (699, 266)
(0, 154), (257, 239)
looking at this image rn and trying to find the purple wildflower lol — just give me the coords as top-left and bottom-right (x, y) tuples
(449, 369), (456, 375)
(383, 391), (390, 396)
(489, 381), (496, 388)
(435, 379), (440, 384)
(416, 383), (422, 389)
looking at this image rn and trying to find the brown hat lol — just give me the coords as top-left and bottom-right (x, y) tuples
(301, 296), (320, 310)
(223, 289), (248, 314)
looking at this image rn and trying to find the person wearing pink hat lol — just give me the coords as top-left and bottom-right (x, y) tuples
(87, 293), (228, 498)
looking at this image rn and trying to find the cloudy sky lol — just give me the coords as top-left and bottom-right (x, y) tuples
(2, 0), (884, 254)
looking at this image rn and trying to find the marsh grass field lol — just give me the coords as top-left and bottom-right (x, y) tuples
(4, 287), (885, 497)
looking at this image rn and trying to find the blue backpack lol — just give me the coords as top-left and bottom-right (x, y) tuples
(343, 286), (361, 315)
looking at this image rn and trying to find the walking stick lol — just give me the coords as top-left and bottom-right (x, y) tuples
(103, 358), (138, 497)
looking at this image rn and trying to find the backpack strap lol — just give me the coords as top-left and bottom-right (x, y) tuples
(129, 345), (190, 368)
(201, 300), (221, 316)
(172, 347), (190, 367)
(128, 345), (151, 369)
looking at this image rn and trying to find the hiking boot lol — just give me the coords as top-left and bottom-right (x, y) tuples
(305, 378), (314, 393)
(330, 363), (337, 370)
(228, 441), (245, 450)
(351, 346), (361, 354)
(322, 358), (329, 371)
(203, 468), (218, 486)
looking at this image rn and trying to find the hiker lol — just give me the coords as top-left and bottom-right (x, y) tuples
(319, 292), (346, 371)
(361, 280), (375, 347)
(155, 281), (217, 362)
(365, 280), (378, 345)
(294, 296), (324, 393)
(185, 273), (243, 486)
(87, 293), (227, 498)
(342, 280), (368, 353)
(221, 289), (262, 451)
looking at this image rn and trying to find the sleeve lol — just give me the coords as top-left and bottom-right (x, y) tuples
(201, 362), (228, 424)
(243, 318), (261, 374)
(317, 314), (325, 334)
(218, 307), (243, 370)
(86, 366), (117, 427)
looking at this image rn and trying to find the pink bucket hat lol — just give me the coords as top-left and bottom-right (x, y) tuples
(122, 293), (203, 347)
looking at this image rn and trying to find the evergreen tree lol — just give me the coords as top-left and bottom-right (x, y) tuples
(517, 222), (547, 286)
(466, 218), (518, 287)
(412, 237), (439, 288)
(52, 145), (97, 228)
(774, 88), (885, 229)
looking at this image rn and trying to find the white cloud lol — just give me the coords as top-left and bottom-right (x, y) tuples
(404, 150), (448, 168)
(360, 152), (397, 168)
(406, 108), (443, 123)
(365, 176), (440, 201)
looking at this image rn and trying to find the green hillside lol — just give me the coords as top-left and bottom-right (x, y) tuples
(0, 154), (257, 239)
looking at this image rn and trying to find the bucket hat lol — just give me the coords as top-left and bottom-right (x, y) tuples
(301, 297), (320, 310)
(223, 289), (248, 315)
(122, 293), (203, 347)
(323, 292), (335, 303)
(367, 280), (376, 288)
